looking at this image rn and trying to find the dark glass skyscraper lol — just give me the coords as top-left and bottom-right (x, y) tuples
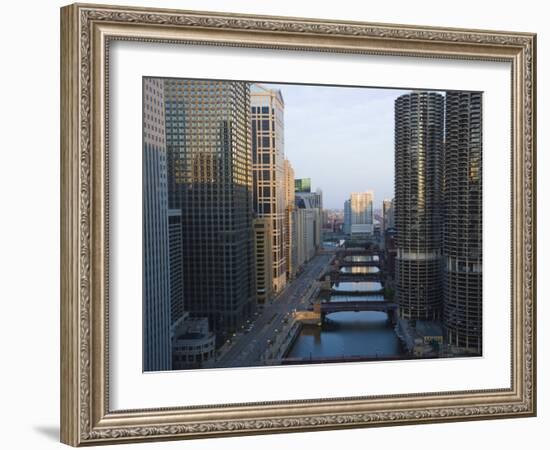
(163, 79), (255, 337)
(394, 92), (445, 321)
(443, 92), (483, 354)
(143, 78), (171, 371)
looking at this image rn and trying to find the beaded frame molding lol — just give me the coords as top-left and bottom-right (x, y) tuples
(60, 3), (536, 446)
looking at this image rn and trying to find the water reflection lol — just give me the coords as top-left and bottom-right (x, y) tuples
(287, 312), (402, 359)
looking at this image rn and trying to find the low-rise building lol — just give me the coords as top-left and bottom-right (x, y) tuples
(172, 312), (216, 370)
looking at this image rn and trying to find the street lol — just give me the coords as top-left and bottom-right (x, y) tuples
(212, 251), (334, 368)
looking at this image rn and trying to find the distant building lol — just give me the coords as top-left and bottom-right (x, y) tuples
(143, 77), (171, 371)
(253, 217), (273, 307)
(295, 190), (322, 209)
(382, 199), (395, 232)
(295, 208), (320, 265)
(350, 192), (374, 236)
(343, 199), (351, 235)
(294, 178), (311, 193)
(164, 79), (255, 336)
(251, 84), (287, 293)
(394, 91), (444, 321)
(283, 159), (297, 280)
(295, 188), (322, 266)
(443, 91), (483, 354)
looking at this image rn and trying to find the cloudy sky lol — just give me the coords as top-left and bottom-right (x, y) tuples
(264, 83), (410, 210)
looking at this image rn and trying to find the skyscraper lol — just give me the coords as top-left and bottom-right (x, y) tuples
(164, 79), (255, 336)
(283, 159), (297, 280)
(350, 192), (374, 235)
(251, 84), (287, 293)
(143, 78), (171, 371)
(443, 91), (483, 353)
(394, 91), (444, 321)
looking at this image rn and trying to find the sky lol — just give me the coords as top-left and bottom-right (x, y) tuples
(264, 83), (410, 210)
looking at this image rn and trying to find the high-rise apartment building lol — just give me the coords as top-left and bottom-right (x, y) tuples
(443, 92), (483, 354)
(350, 192), (374, 235)
(251, 84), (287, 293)
(163, 79), (255, 336)
(394, 91), (444, 321)
(143, 78), (171, 371)
(283, 159), (297, 280)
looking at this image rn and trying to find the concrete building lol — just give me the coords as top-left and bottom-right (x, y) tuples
(143, 77), (172, 372)
(283, 159), (297, 280)
(295, 188), (322, 267)
(443, 91), (483, 354)
(253, 217), (273, 307)
(295, 208), (320, 266)
(172, 312), (216, 370)
(164, 79), (255, 337)
(295, 190), (322, 210)
(251, 84), (287, 293)
(394, 91), (445, 321)
(350, 192), (374, 236)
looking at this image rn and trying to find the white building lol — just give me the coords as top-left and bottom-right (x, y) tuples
(350, 192), (374, 235)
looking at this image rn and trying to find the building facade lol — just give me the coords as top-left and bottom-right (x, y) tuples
(163, 79), (255, 337)
(251, 85), (287, 293)
(350, 192), (374, 235)
(295, 190), (322, 267)
(382, 198), (395, 232)
(253, 217), (273, 306)
(167, 208), (185, 334)
(443, 91), (483, 354)
(143, 77), (172, 371)
(295, 190), (323, 210)
(343, 199), (351, 235)
(294, 178), (311, 193)
(172, 312), (216, 370)
(394, 91), (445, 321)
(283, 159), (297, 280)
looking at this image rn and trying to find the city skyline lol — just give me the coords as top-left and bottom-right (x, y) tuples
(264, 82), (409, 209)
(143, 77), (483, 371)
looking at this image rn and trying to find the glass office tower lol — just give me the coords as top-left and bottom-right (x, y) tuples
(163, 79), (255, 337)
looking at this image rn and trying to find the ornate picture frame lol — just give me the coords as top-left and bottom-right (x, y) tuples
(60, 3), (536, 446)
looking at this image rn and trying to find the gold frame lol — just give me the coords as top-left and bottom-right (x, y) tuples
(60, 2), (537, 446)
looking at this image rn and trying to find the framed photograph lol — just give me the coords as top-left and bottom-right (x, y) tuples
(60, 3), (537, 446)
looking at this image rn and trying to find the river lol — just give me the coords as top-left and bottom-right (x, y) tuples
(287, 289), (404, 360)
